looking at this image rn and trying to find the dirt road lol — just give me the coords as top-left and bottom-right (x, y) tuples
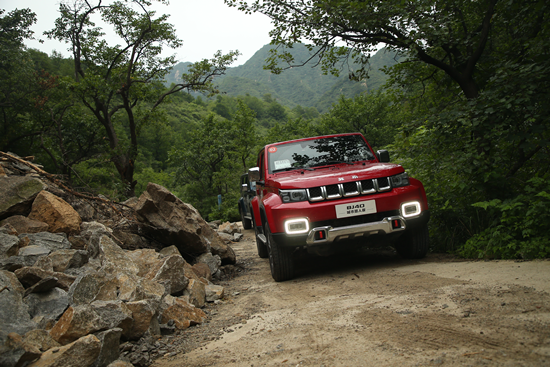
(153, 226), (550, 367)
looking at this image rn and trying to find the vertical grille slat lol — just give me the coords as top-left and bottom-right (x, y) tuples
(306, 177), (393, 202)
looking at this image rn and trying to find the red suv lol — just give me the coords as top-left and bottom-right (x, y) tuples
(248, 133), (430, 281)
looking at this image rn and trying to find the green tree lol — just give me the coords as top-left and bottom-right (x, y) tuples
(46, 0), (238, 197)
(170, 114), (235, 217)
(0, 8), (38, 152)
(319, 90), (398, 150)
(232, 99), (259, 171)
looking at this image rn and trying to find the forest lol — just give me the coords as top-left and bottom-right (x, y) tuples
(1, 0), (549, 259)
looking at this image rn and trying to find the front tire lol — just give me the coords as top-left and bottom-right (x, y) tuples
(265, 221), (294, 282)
(395, 224), (429, 259)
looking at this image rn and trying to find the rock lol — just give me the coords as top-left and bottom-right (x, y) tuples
(218, 221), (241, 235)
(121, 276), (165, 303)
(71, 200), (96, 222)
(49, 305), (104, 345)
(0, 255), (40, 272)
(28, 190), (82, 235)
(21, 232), (71, 252)
(191, 262), (212, 281)
(196, 252), (222, 277)
(158, 245), (181, 258)
(0, 176), (46, 221)
(48, 301), (131, 346)
(217, 232), (234, 244)
(0, 215), (49, 235)
(15, 266), (76, 292)
(107, 360), (134, 367)
(125, 299), (160, 340)
(234, 233), (244, 242)
(15, 266), (53, 288)
(68, 271), (115, 305)
(112, 228), (149, 251)
(17, 245), (51, 259)
(93, 328), (122, 367)
(0, 222), (18, 235)
(210, 239), (237, 265)
(80, 222), (113, 259)
(91, 301), (133, 340)
(205, 284), (225, 302)
(135, 183), (215, 257)
(126, 249), (161, 277)
(145, 254), (189, 296)
(0, 233), (20, 259)
(47, 249), (89, 272)
(31, 256), (54, 272)
(0, 271), (37, 344)
(23, 276), (59, 296)
(160, 298), (206, 330)
(183, 278), (206, 308)
(24, 329), (61, 352)
(0, 332), (41, 367)
(181, 264), (200, 290)
(24, 287), (69, 327)
(27, 334), (101, 367)
(98, 236), (138, 277)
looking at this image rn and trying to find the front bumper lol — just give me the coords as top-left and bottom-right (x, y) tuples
(305, 215), (406, 245)
(271, 210), (430, 249)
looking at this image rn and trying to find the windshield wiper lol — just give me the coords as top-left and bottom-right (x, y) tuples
(272, 166), (315, 173)
(311, 160), (354, 168)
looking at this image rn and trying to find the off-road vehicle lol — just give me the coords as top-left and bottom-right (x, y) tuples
(248, 133), (430, 281)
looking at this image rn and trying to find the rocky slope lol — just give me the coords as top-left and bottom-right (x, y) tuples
(0, 152), (242, 367)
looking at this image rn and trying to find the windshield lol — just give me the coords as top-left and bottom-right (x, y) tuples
(268, 135), (375, 173)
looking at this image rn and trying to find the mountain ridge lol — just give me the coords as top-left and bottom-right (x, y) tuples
(165, 44), (398, 112)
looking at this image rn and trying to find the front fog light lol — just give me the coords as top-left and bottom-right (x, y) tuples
(285, 218), (309, 234)
(401, 201), (421, 218)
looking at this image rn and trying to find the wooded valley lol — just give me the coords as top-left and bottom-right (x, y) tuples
(1, 0), (549, 259)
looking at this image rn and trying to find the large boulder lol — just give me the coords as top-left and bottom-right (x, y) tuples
(135, 183), (223, 258)
(28, 190), (82, 235)
(0, 176), (46, 221)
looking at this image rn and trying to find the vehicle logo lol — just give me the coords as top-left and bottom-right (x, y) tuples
(352, 175), (359, 179)
(338, 177), (345, 181)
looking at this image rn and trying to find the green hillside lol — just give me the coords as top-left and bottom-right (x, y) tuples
(166, 44), (397, 112)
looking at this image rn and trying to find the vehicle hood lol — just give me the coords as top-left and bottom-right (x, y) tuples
(268, 162), (405, 190)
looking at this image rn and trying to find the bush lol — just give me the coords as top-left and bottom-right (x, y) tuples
(460, 177), (550, 259)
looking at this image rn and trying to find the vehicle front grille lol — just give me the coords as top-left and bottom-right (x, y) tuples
(307, 177), (392, 202)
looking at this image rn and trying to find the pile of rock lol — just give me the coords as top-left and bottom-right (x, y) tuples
(0, 153), (242, 367)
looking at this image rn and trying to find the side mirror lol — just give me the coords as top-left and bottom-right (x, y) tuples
(248, 167), (261, 182)
(377, 150), (390, 163)
(241, 183), (248, 192)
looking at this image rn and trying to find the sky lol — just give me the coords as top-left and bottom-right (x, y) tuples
(0, 0), (274, 66)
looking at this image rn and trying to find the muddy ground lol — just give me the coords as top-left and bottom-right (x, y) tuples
(152, 225), (550, 367)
